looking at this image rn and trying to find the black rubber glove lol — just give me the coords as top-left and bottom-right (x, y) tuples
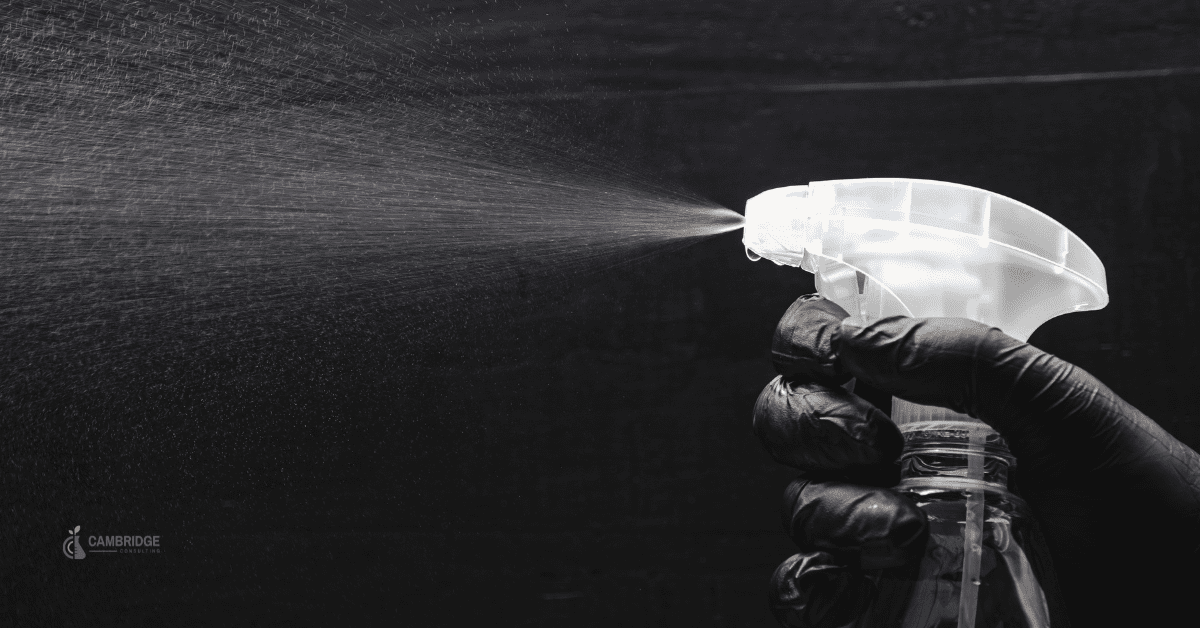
(754, 294), (1200, 628)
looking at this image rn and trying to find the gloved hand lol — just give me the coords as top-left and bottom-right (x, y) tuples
(753, 294), (1200, 628)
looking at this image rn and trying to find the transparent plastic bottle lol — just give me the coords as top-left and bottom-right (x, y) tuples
(876, 422), (1050, 628)
(744, 179), (1108, 628)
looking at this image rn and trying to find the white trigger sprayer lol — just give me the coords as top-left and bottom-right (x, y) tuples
(744, 179), (1108, 628)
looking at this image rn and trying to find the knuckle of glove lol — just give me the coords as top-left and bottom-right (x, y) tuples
(772, 294), (854, 386)
(770, 552), (873, 628)
(753, 376), (902, 475)
(783, 478), (928, 570)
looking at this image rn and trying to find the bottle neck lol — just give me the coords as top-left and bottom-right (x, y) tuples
(898, 421), (1014, 488)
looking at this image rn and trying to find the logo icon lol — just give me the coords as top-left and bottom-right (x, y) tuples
(62, 525), (85, 560)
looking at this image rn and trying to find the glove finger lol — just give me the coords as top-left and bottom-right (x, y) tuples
(837, 316), (1200, 490)
(783, 477), (928, 570)
(769, 551), (873, 628)
(836, 315), (1014, 423)
(753, 375), (902, 484)
(771, 294), (853, 386)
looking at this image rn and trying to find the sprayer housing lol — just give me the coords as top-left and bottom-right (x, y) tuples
(743, 179), (1107, 343)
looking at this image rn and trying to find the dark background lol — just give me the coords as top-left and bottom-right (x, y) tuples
(6, 1), (1200, 626)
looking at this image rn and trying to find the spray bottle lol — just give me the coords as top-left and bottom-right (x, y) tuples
(743, 179), (1108, 628)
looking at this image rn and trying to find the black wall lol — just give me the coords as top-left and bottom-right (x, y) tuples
(7, 2), (1200, 626)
